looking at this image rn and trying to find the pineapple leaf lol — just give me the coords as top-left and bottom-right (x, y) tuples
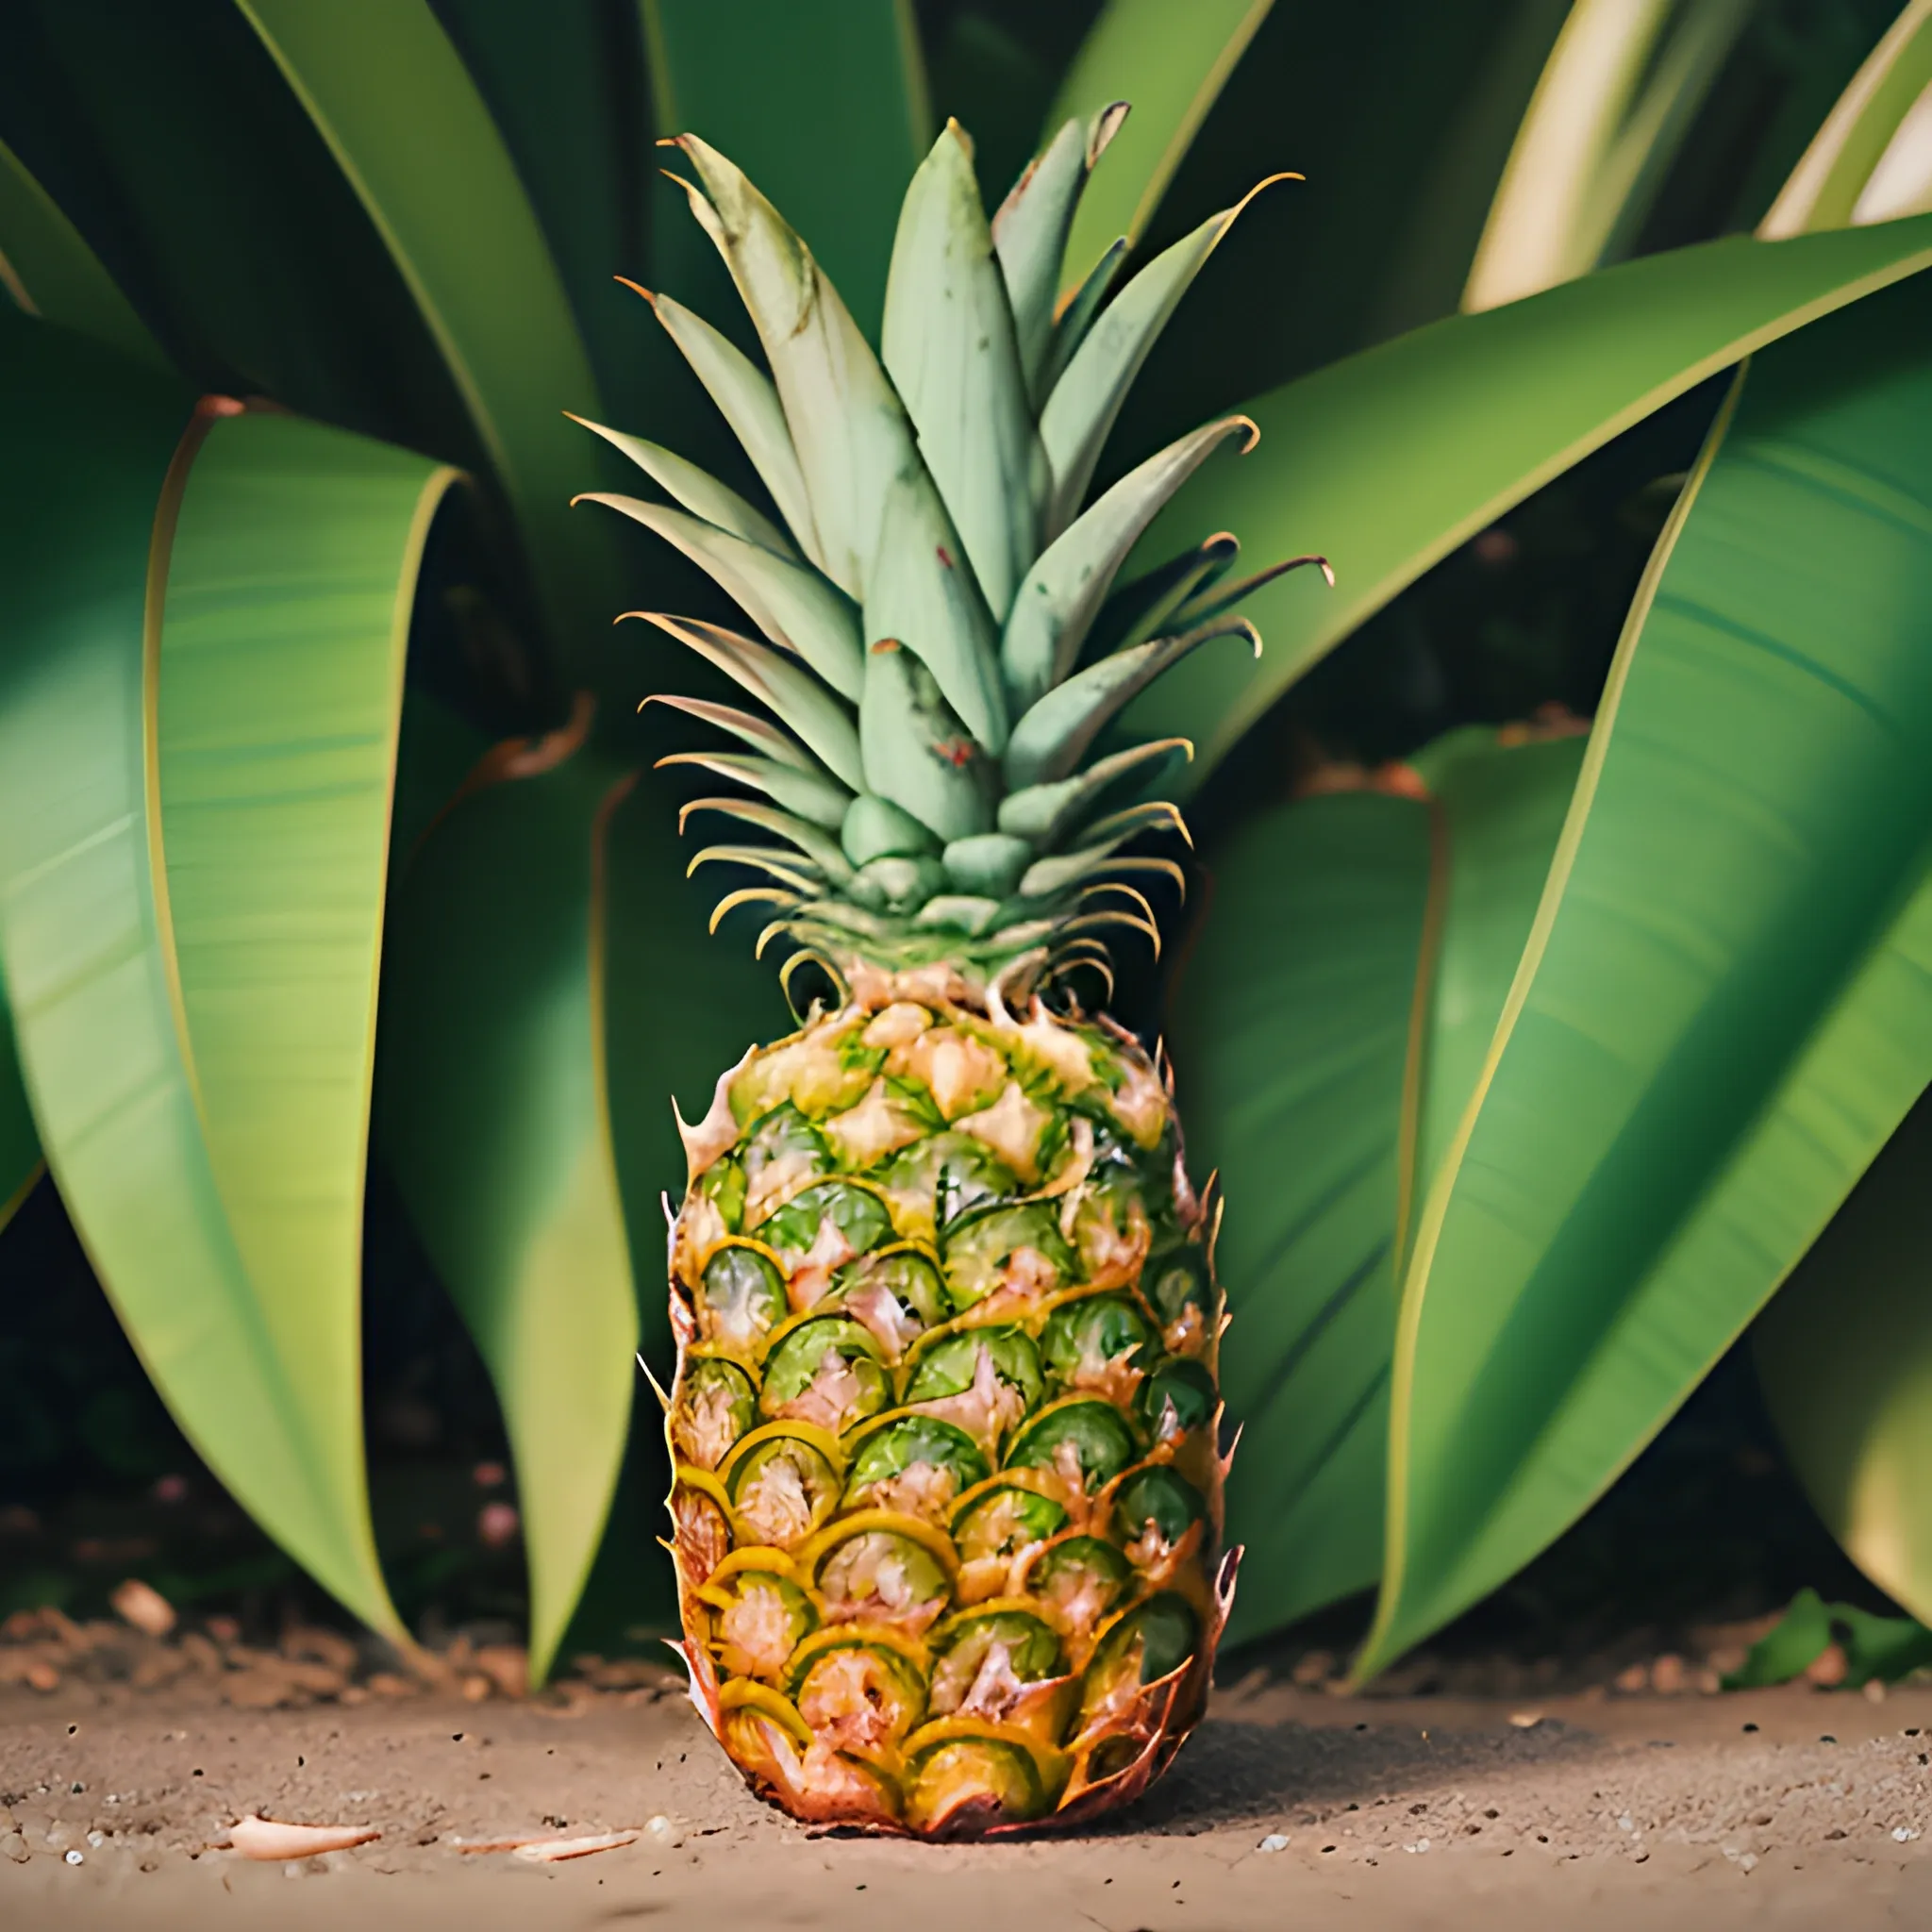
(859, 641), (993, 841)
(862, 468), (1008, 755)
(677, 796), (856, 880)
(1004, 615), (1257, 790)
(655, 752), (852, 830)
(883, 120), (1045, 621)
(640, 693), (830, 773)
(996, 738), (1192, 845)
(671, 135), (919, 602)
(1041, 237), (1129, 400)
(567, 413), (796, 558)
(1083, 532), (1240, 660)
(583, 495), (864, 700)
(625, 614), (863, 791)
(1039, 181), (1288, 534)
(992, 107), (1129, 404)
(1002, 415), (1256, 709)
(686, 843), (824, 892)
(637, 287), (824, 568)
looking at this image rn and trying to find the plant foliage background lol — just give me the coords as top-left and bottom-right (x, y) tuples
(6, 0), (1932, 1683)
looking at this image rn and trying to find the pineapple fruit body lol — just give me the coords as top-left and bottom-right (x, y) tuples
(665, 965), (1234, 1836)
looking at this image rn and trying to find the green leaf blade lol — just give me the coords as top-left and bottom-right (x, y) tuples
(1363, 276), (1932, 1677)
(1133, 217), (1932, 789)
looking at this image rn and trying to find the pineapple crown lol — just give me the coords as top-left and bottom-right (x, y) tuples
(574, 110), (1320, 1007)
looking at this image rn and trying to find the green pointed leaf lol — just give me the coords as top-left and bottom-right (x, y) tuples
(862, 468), (1008, 754)
(1756, 1090), (1932, 1627)
(235, 0), (616, 666)
(1050, 0), (1275, 295)
(1004, 616), (1257, 791)
(628, 614), (863, 791)
(645, 694), (825, 774)
(1172, 732), (1582, 1641)
(1039, 197), (1267, 535)
(671, 136), (919, 602)
(569, 413), (795, 558)
(859, 641), (991, 841)
(992, 108), (1126, 403)
(379, 748), (639, 1678)
(0, 313), (426, 1638)
(657, 752), (851, 829)
(1761, 0), (1932, 237)
(883, 121), (1042, 622)
(679, 797), (854, 882)
(1360, 276), (1932, 1679)
(1003, 416), (1254, 710)
(644, 291), (824, 567)
(0, 132), (167, 369)
(582, 494), (863, 700)
(997, 738), (1192, 845)
(1134, 217), (1932, 787)
(641, 0), (929, 342)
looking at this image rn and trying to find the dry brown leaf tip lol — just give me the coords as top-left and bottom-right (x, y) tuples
(225, 1815), (381, 1860)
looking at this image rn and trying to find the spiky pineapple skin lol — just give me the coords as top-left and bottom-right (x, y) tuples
(664, 964), (1236, 1837)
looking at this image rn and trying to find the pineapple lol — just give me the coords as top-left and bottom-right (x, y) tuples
(576, 109), (1312, 1837)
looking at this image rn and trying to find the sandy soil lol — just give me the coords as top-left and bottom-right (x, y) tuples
(4, 1674), (1932, 1929)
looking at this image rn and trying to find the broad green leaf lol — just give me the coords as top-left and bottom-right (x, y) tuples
(235, 0), (616, 669)
(1051, 0), (1275, 295)
(1360, 275), (1932, 1677)
(884, 122), (1042, 623)
(580, 492), (864, 700)
(1755, 1089), (1932, 1625)
(1171, 732), (1581, 1642)
(1133, 216), (1932, 786)
(1761, 0), (1932, 237)
(0, 995), (39, 1232)
(378, 747), (640, 1678)
(1002, 416), (1254, 711)
(0, 312), (421, 1637)
(1462, 0), (1755, 311)
(641, 0), (929, 343)
(0, 132), (167, 369)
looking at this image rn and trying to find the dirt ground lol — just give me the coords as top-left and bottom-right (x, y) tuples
(5, 1672), (1932, 1930)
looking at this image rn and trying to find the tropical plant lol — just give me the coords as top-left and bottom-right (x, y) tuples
(6, 0), (1932, 1773)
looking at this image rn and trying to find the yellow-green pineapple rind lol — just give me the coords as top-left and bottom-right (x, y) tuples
(663, 969), (1235, 1837)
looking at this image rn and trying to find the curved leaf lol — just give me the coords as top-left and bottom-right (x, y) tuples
(0, 311), (435, 1636)
(1462, 0), (1755, 310)
(1050, 0), (1275, 295)
(1761, 0), (1932, 238)
(1172, 732), (1582, 1642)
(378, 747), (640, 1679)
(0, 131), (166, 368)
(234, 0), (615, 665)
(1130, 215), (1932, 786)
(1755, 1089), (1932, 1625)
(1360, 275), (1932, 1677)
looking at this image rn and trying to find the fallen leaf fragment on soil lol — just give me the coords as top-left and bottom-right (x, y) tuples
(225, 1816), (381, 1860)
(455, 1831), (639, 1861)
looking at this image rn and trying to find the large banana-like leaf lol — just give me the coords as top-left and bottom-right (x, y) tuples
(1172, 731), (1582, 1641)
(1131, 214), (1932, 785)
(1048, 0), (1274, 296)
(641, 0), (928, 342)
(234, 0), (615, 669)
(0, 310), (451, 1637)
(1357, 274), (1932, 1676)
(375, 727), (782, 1668)
(1462, 0), (1755, 310)
(0, 131), (166, 368)
(1755, 1091), (1932, 1625)
(378, 745), (640, 1679)
(0, 998), (38, 1232)
(1761, 0), (1932, 238)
